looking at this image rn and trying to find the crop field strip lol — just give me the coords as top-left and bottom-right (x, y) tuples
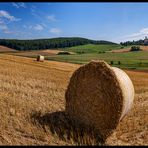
(0, 55), (78, 73)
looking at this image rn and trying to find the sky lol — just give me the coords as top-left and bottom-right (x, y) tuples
(0, 2), (148, 43)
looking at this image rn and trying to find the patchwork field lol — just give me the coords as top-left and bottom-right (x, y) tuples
(3, 44), (147, 70)
(0, 54), (147, 145)
(45, 51), (148, 70)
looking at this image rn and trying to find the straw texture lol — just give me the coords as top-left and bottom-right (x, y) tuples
(65, 60), (134, 140)
(37, 55), (44, 62)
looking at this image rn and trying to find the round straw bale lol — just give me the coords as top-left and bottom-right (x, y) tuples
(37, 55), (44, 62)
(65, 60), (134, 140)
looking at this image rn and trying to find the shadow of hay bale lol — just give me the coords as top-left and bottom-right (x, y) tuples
(31, 111), (106, 145)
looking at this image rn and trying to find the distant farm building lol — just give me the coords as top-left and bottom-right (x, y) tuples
(144, 36), (148, 45)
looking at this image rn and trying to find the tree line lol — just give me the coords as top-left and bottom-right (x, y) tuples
(0, 37), (117, 51)
(120, 39), (145, 46)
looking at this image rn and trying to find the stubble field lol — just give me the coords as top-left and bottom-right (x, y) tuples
(0, 54), (147, 145)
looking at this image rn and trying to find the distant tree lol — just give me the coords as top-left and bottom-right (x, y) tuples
(118, 61), (121, 65)
(130, 46), (141, 51)
(98, 51), (105, 54)
(110, 61), (113, 65)
(120, 39), (144, 46)
(139, 62), (142, 66)
(57, 51), (71, 55)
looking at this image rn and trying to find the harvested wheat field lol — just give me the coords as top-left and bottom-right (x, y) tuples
(9, 49), (75, 58)
(111, 48), (131, 53)
(0, 46), (17, 53)
(41, 49), (75, 55)
(0, 54), (147, 145)
(140, 46), (148, 51)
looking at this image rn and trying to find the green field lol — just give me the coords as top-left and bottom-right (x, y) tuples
(2, 44), (148, 70)
(61, 44), (123, 53)
(45, 51), (148, 70)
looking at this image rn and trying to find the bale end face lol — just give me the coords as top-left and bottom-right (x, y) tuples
(37, 55), (44, 62)
(65, 60), (134, 140)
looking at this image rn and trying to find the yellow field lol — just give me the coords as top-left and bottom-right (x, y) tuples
(0, 46), (16, 52)
(0, 54), (147, 145)
(8, 49), (75, 57)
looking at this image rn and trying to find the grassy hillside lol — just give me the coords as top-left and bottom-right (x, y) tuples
(62, 44), (122, 53)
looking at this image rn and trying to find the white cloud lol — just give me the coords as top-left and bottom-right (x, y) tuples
(12, 3), (19, 8)
(19, 3), (26, 8)
(0, 22), (13, 34)
(47, 15), (57, 22)
(34, 24), (44, 31)
(30, 5), (36, 14)
(3, 30), (14, 34)
(0, 23), (8, 30)
(0, 10), (21, 21)
(49, 28), (62, 34)
(31, 8), (35, 13)
(24, 23), (46, 31)
(0, 11), (20, 34)
(12, 2), (26, 8)
(124, 27), (148, 41)
(23, 25), (32, 29)
(0, 18), (9, 33)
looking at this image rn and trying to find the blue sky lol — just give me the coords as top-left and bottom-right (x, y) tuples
(0, 2), (148, 43)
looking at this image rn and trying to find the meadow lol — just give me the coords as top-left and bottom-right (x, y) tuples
(61, 44), (123, 53)
(45, 51), (148, 70)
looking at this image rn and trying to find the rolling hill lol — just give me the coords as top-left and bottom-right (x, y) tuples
(61, 44), (122, 53)
(0, 37), (117, 51)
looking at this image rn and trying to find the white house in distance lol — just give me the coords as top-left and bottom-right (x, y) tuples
(144, 36), (148, 45)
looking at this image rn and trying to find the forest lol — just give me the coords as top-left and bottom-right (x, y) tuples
(0, 37), (117, 51)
